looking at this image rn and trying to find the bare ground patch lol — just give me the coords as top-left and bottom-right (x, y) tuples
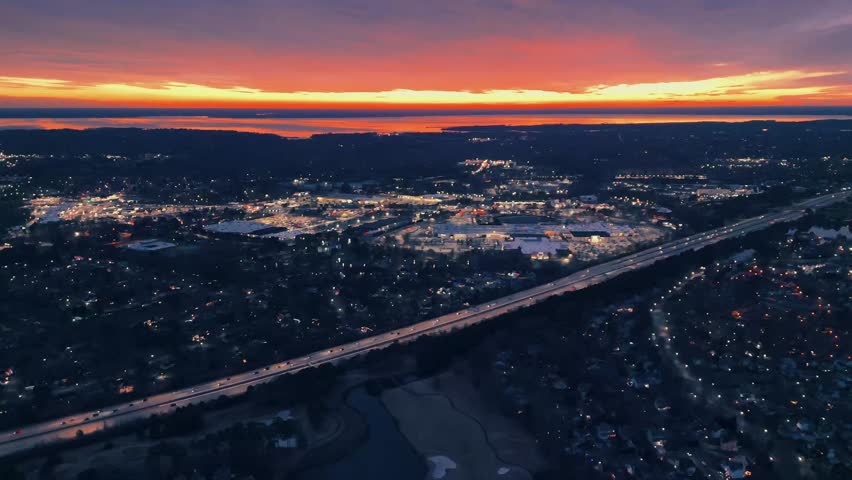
(383, 363), (545, 480)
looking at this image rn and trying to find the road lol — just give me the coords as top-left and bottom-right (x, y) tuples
(1, 190), (847, 457)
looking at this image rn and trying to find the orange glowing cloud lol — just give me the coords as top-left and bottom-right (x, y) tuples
(3, 0), (852, 109)
(0, 70), (848, 108)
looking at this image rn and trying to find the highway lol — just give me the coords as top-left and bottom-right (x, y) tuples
(0, 190), (847, 457)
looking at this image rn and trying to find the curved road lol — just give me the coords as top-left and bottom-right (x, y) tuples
(0, 190), (847, 456)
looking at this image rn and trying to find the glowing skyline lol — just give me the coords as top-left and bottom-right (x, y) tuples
(2, 0), (852, 108)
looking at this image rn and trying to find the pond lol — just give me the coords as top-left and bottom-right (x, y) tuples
(299, 386), (426, 480)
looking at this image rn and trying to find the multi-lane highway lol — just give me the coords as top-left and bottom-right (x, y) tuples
(1, 190), (847, 457)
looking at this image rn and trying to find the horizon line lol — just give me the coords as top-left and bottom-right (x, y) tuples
(2, 105), (852, 119)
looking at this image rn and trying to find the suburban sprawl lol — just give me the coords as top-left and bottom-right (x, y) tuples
(0, 121), (850, 479)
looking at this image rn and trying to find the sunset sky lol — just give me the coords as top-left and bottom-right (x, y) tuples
(2, 0), (852, 108)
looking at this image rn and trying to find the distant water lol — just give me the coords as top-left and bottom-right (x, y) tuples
(1, 109), (851, 138)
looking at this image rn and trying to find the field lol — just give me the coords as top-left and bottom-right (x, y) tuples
(382, 363), (545, 480)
